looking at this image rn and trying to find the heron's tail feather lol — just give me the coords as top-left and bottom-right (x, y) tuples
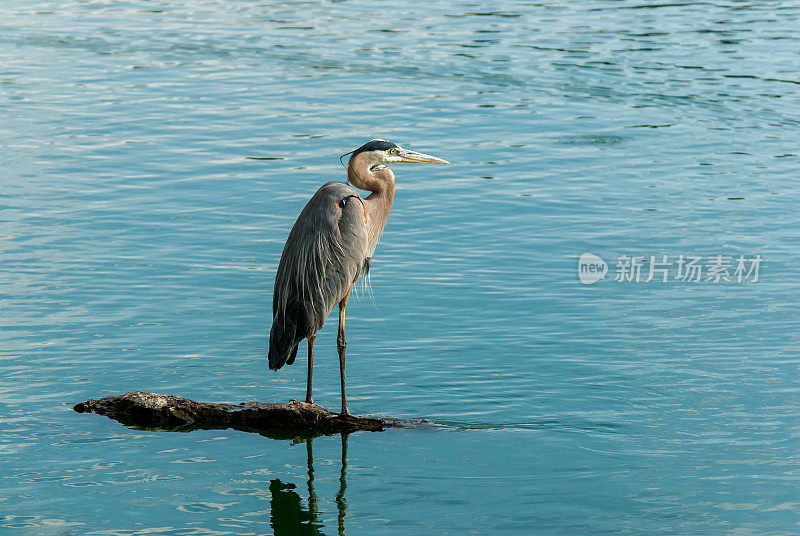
(286, 344), (299, 366)
(268, 317), (300, 371)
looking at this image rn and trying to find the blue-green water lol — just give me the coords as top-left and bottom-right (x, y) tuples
(2, 1), (800, 534)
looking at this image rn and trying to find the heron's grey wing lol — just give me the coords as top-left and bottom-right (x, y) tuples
(269, 182), (367, 370)
(320, 187), (370, 311)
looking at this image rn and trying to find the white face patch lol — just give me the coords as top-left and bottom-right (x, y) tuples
(366, 148), (404, 168)
(381, 146), (405, 164)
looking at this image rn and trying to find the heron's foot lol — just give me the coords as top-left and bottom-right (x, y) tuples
(305, 396), (314, 405)
(339, 406), (351, 417)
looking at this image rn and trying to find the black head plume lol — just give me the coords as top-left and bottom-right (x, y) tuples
(339, 139), (399, 167)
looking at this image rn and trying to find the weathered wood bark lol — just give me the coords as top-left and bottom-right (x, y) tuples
(74, 391), (398, 438)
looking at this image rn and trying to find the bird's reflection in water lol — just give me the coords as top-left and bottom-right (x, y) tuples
(269, 433), (349, 536)
(268, 478), (324, 536)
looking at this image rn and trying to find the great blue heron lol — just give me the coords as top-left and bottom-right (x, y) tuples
(268, 139), (449, 415)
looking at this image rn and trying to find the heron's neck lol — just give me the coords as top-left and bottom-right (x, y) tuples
(363, 183), (394, 254)
(347, 154), (396, 256)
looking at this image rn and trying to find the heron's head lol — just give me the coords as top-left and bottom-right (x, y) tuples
(345, 139), (450, 169)
(344, 139), (449, 191)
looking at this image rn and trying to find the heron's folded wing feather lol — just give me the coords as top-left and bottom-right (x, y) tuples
(272, 182), (367, 338)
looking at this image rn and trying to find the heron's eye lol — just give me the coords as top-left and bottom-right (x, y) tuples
(389, 148), (397, 155)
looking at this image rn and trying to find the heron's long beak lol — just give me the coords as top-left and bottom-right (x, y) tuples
(398, 149), (450, 164)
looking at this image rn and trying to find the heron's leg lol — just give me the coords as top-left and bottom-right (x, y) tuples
(338, 289), (351, 416)
(306, 335), (315, 404)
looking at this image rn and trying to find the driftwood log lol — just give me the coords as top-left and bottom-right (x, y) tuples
(74, 391), (398, 438)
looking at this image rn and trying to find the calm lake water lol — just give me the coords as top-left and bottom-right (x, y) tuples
(2, 1), (800, 534)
